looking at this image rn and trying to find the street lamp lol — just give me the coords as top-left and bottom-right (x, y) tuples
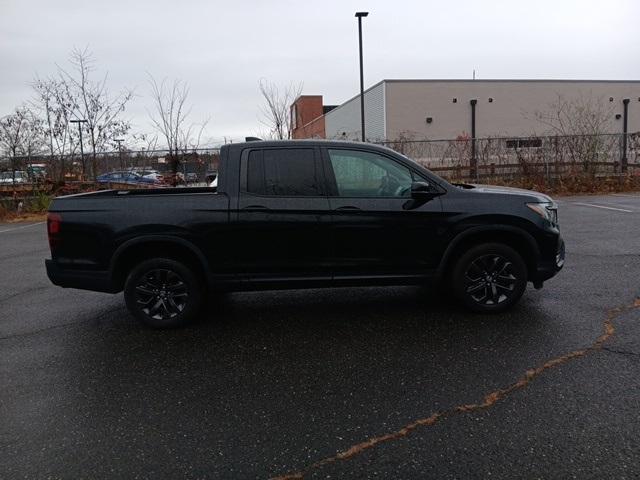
(355, 11), (369, 142)
(70, 119), (88, 178)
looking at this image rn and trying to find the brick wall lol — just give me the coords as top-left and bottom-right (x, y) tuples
(291, 96), (326, 139)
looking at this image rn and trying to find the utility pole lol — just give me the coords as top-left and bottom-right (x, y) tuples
(114, 139), (125, 171)
(70, 119), (88, 178)
(355, 11), (369, 142)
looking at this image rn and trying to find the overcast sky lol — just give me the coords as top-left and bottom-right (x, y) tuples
(1, 0), (638, 146)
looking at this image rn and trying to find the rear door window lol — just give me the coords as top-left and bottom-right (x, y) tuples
(246, 148), (321, 196)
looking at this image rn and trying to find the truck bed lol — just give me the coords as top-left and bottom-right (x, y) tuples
(47, 187), (230, 278)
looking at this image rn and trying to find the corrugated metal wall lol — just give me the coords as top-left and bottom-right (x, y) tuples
(325, 82), (386, 141)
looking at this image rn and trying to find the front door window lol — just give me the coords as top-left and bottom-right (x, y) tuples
(327, 149), (413, 198)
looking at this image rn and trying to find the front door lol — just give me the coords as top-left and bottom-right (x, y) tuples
(322, 147), (444, 279)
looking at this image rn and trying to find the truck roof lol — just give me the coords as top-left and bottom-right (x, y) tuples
(224, 139), (396, 153)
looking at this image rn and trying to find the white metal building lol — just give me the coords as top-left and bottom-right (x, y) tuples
(319, 79), (640, 141)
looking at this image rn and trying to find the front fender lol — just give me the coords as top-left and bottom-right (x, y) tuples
(436, 225), (541, 279)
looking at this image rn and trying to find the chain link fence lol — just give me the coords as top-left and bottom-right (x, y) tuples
(1, 134), (639, 197)
(379, 133), (640, 183)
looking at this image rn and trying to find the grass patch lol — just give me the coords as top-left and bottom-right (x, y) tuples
(0, 192), (51, 222)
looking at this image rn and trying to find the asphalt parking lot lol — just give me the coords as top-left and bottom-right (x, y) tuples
(1, 193), (639, 479)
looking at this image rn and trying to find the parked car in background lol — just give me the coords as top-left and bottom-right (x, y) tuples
(185, 172), (199, 183)
(205, 170), (217, 187)
(132, 168), (164, 183)
(0, 171), (29, 184)
(26, 164), (47, 181)
(96, 171), (161, 186)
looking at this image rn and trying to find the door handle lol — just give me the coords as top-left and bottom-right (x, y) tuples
(335, 206), (361, 211)
(242, 205), (270, 211)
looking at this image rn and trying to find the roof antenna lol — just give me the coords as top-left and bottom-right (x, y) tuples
(473, 69), (476, 80)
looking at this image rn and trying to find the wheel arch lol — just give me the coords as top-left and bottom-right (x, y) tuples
(437, 226), (540, 281)
(110, 236), (210, 292)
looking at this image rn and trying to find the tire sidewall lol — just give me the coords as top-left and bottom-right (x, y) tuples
(124, 258), (203, 328)
(451, 243), (527, 313)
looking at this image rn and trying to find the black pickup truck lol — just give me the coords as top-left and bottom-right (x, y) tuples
(46, 140), (564, 327)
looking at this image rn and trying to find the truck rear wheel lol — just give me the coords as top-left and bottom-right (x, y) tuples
(124, 258), (203, 328)
(451, 243), (527, 313)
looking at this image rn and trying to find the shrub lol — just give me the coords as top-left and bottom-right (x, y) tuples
(0, 203), (9, 222)
(28, 192), (52, 213)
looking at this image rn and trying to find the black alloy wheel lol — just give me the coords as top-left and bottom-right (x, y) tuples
(452, 243), (527, 313)
(464, 254), (517, 306)
(124, 258), (203, 328)
(135, 268), (188, 320)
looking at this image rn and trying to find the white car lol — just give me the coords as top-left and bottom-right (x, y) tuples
(206, 171), (218, 188)
(131, 169), (164, 183)
(0, 171), (29, 184)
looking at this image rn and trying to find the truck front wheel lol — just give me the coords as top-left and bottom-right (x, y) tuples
(124, 258), (203, 328)
(451, 243), (527, 313)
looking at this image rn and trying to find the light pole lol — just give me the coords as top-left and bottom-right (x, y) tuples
(470, 99), (477, 180)
(621, 98), (630, 173)
(355, 11), (369, 142)
(70, 119), (88, 178)
(114, 138), (124, 171)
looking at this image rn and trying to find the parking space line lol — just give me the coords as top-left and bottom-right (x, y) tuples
(610, 193), (640, 198)
(572, 203), (633, 213)
(0, 222), (45, 234)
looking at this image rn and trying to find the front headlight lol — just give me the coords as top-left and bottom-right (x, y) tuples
(526, 202), (558, 225)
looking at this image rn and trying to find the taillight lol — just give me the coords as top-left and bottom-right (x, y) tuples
(47, 213), (62, 249)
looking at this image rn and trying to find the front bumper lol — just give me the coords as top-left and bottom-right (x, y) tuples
(45, 259), (118, 293)
(532, 236), (565, 285)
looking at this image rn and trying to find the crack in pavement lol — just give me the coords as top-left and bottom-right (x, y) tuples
(601, 346), (640, 357)
(272, 298), (640, 480)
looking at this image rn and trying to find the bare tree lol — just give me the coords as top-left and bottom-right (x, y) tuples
(179, 119), (210, 153)
(31, 77), (79, 180)
(0, 105), (44, 182)
(58, 47), (133, 179)
(532, 93), (616, 171)
(258, 79), (302, 140)
(131, 132), (159, 153)
(147, 75), (210, 184)
(133, 132), (159, 172)
(147, 75), (191, 156)
(533, 93), (615, 136)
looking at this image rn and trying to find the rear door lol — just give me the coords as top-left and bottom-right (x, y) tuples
(322, 147), (444, 278)
(236, 146), (332, 281)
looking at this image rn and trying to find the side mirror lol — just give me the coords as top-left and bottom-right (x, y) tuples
(410, 181), (436, 198)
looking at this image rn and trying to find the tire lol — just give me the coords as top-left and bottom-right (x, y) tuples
(450, 243), (527, 313)
(124, 258), (203, 328)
